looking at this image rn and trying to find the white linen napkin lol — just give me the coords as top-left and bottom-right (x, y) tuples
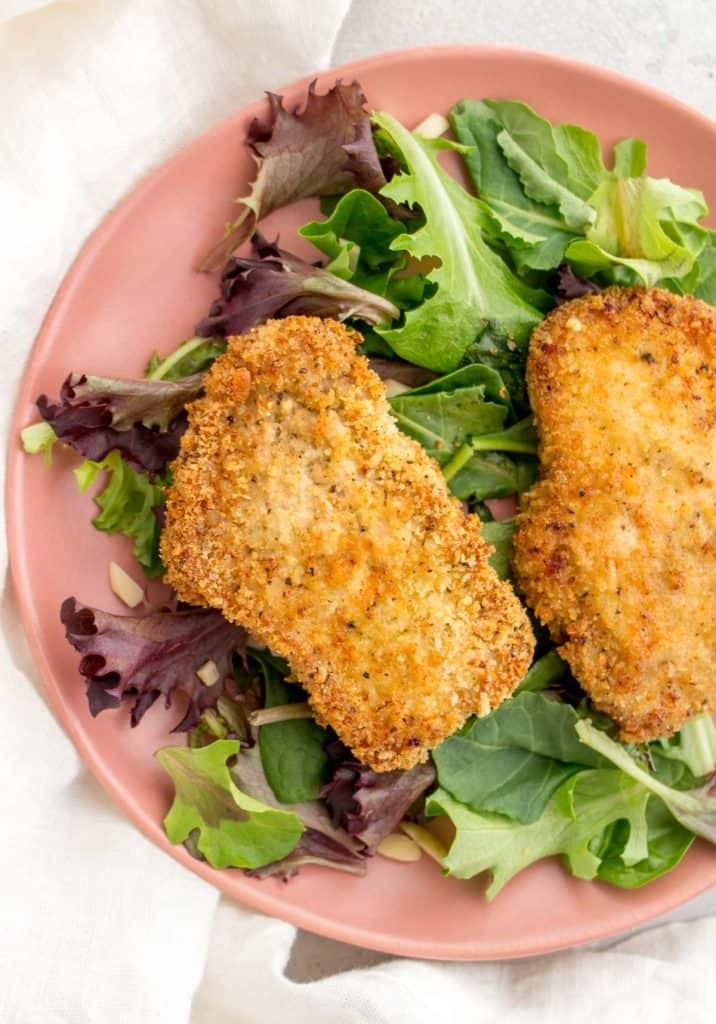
(1, 3), (714, 1023)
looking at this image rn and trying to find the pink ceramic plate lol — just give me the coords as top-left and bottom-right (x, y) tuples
(7, 46), (716, 960)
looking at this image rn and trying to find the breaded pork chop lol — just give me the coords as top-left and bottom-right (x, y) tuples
(513, 287), (716, 741)
(161, 316), (534, 770)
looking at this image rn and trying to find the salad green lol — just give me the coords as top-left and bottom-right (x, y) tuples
(21, 80), (716, 897)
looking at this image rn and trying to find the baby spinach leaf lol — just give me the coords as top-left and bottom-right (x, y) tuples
(481, 518), (516, 580)
(433, 691), (601, 824)
(514, 650), (569, 694)
(156, 740), (304, 869)
(255, 653), (331, 804)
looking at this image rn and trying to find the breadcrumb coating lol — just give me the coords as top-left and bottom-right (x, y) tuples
(513, 287), (716, 741)
(161, 316), (534, 770)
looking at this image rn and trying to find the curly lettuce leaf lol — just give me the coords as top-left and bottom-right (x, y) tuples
(74, 450), (165, 575)
(61, 597), (247, 730)
(370, 111), (547, 372)
(195, 235), (398, 337)
(200, 81), (385, 271)
(156, 740), (304, 870)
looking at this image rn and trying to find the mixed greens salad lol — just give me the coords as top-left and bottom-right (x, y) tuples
(22, 81), (716, 896)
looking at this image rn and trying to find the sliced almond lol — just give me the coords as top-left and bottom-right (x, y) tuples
(108, 561), (144, 608)
(399, 822), (448, 864)
(383, 378), (412, 398)
(376, 832), (422, 863)
(196, 660), (220, 687)
(413, 112), (449, 139)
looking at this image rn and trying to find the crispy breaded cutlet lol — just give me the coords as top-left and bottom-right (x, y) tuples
(161, 316), (534, 770)
(513, 286), (716, 741)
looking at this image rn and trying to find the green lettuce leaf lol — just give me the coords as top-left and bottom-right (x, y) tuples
(427, 768), (651, 898)
(20, 420), (57, 465)
(695, 229), (716, 303)
(567, 176), (708, 287)
(74, 450), (165, 576)
(300, 189), (404, 282)
(433, 692), (602, 824)
(590, 797), (694, 889)
(370, 111), (546, 371)
(450, 97), (711, 290)
(576, 719), (716, 843)
(156, 740), (304, 869)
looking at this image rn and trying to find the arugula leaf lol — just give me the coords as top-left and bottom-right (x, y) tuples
(428, 768), (651, 898)
(433, 692), (601, 824)
(371, 111), (546, 371)
(75, 450), (165, 576)
(156, 740), (303, 869)
(253, 653), (330, 804)
(388, 366), (536, 501)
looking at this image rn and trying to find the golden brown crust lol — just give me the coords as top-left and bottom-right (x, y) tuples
(513, 286), (716, 741)
(161, 316), (534, 770)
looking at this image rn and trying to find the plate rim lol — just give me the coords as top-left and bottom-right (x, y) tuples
(6, 43), (716, 961)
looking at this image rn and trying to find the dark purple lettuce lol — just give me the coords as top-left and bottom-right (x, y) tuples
(37, 373), (204, 475)
(60, 598), (247, 731)
(321, 742), (436, 851)
(195, 236), (398, 337)
(554, 263), (601, 305)
(200, 80), (385, 272)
